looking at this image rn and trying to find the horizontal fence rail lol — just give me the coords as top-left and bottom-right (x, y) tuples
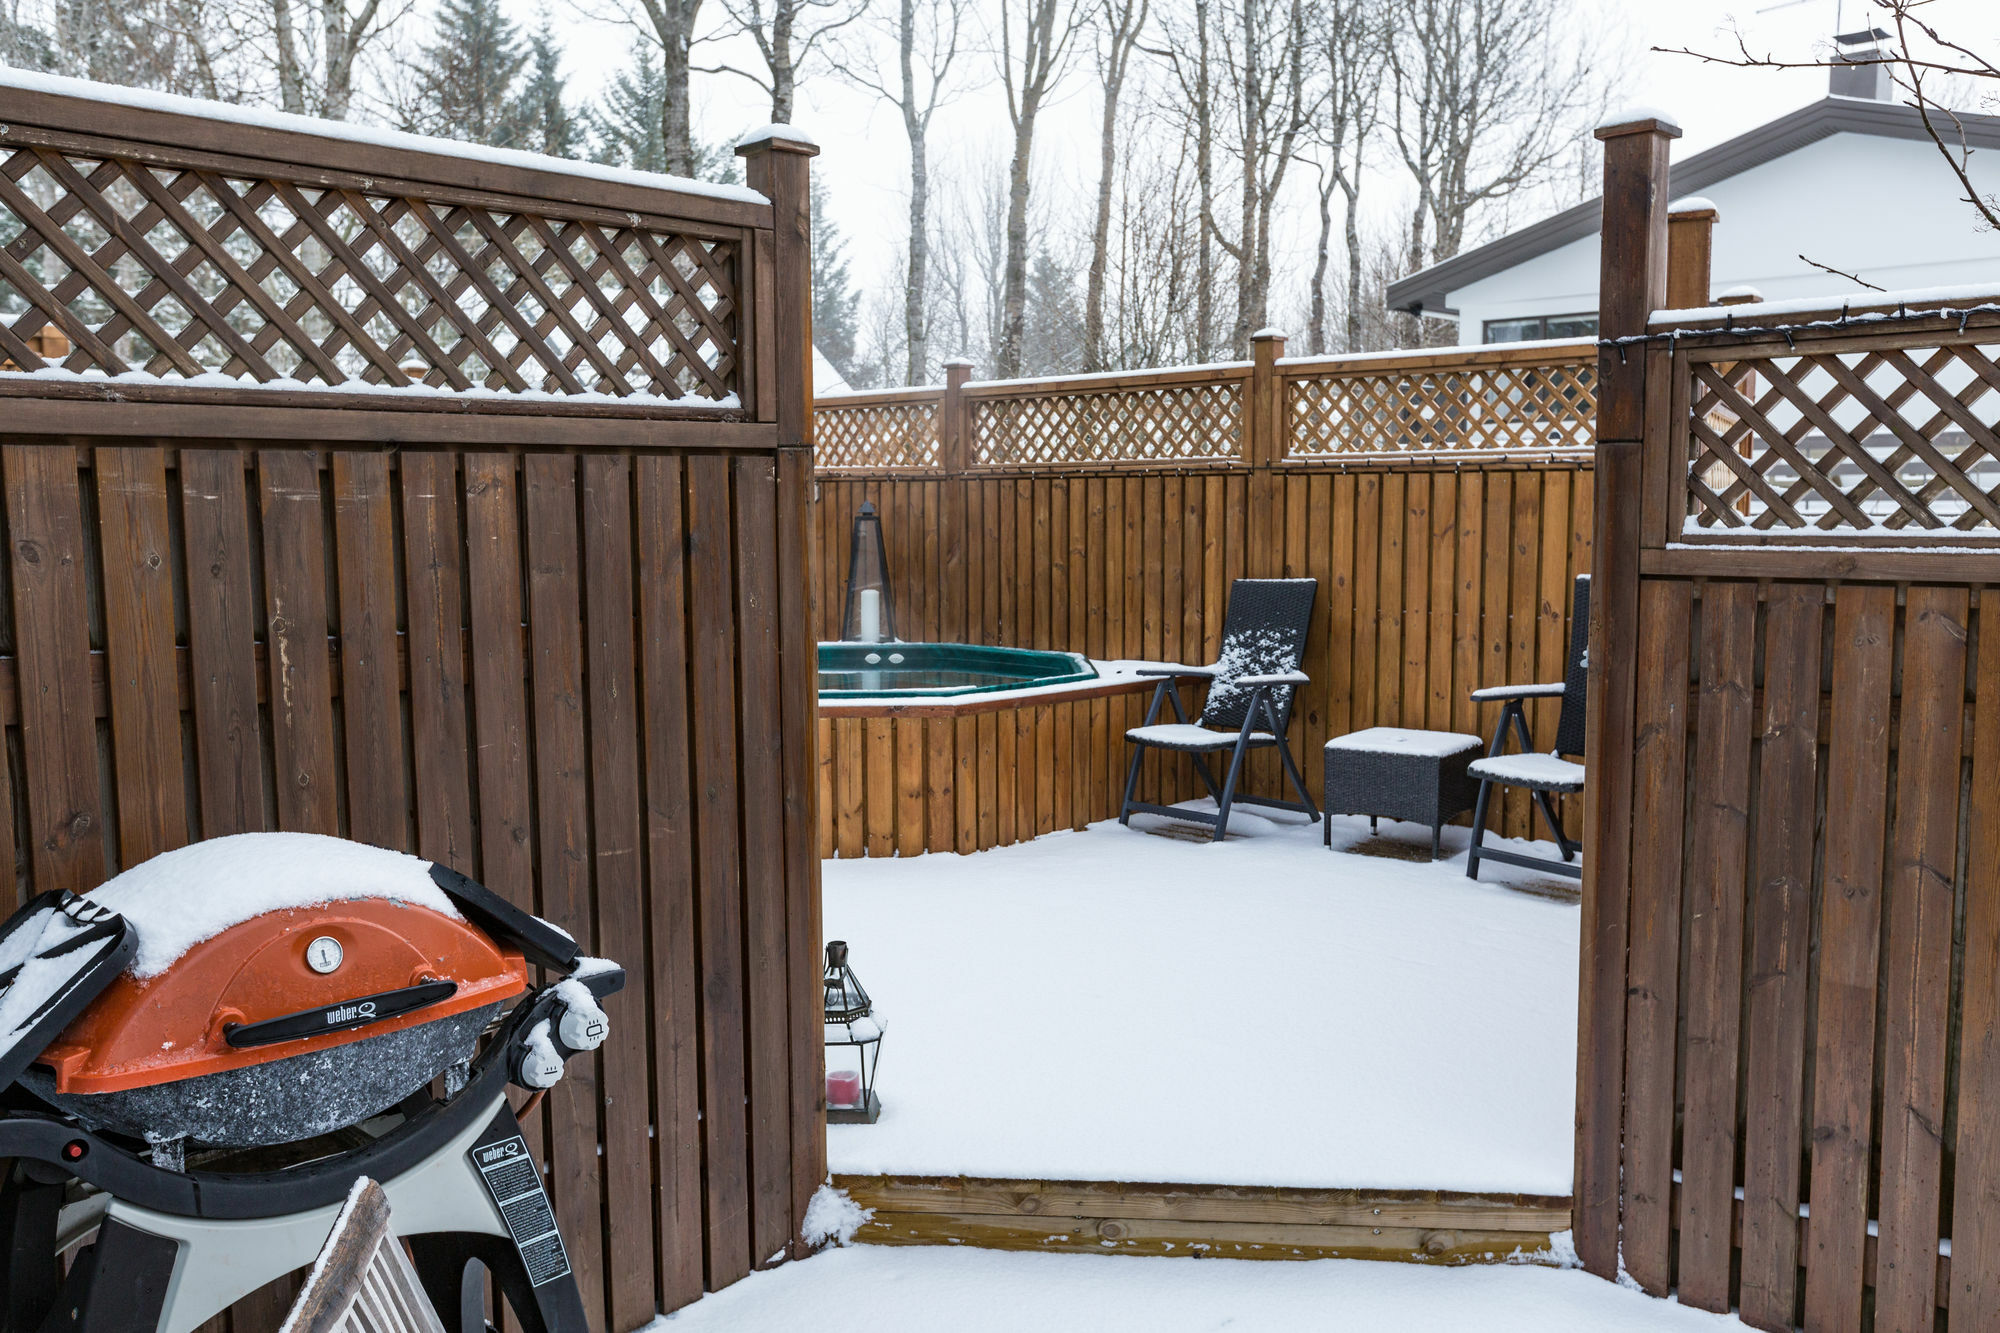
(812, 335), (1597, 853)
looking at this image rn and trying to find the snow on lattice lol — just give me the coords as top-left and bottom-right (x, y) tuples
(87, 834), (462, 978)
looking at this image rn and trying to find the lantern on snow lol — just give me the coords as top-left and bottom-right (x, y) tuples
(840, 502), (896, 643)
(823, 940), (884, 1124)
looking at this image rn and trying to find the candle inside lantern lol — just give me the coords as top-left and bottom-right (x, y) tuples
(857, 588), (882, 643)
(827, 1069), (863, 1107)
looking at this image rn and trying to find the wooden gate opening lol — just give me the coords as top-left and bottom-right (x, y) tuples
(0, 75), (823, 1333)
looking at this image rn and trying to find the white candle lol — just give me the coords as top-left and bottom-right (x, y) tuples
(858, 588), (882, 642)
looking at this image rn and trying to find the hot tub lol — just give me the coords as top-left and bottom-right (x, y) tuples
(817, 642), (1097, 699)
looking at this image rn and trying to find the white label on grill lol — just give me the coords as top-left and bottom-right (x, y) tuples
(473, 1134), (573, 1287)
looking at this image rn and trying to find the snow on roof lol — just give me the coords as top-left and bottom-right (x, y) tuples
(736, 123), (820, 151)
(87, 833), (464, 978)
(0, 68), (768, 207)
(813, 346), (851, 395)
(1596, 104), (1681, 134)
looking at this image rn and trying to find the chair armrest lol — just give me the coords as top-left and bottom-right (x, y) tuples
(1469, 682), (1566, 703)
(1132, 662), (1217, 678)
(1237, 671), (1309, 687)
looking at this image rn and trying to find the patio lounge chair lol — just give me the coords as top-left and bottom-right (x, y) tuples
(1465, 575), (1590, 882)
(1119, 578), (1321, 841)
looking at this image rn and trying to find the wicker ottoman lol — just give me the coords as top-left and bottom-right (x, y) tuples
(1323, 728), (1483, 860)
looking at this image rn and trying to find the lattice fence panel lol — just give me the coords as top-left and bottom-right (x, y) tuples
(0, 144), (739, 401)
(815, 399), (940, 468)
(1681, 336), (2000, 535)
(1287, 359), (1595, 455)
(971, 381), (1243, 465)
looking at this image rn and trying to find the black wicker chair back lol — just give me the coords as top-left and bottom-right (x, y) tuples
(1554, 575), (1590, 759)
(1199, 579), (1318, 734)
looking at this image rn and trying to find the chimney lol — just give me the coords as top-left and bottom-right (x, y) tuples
(1831, 28), (1893, 101)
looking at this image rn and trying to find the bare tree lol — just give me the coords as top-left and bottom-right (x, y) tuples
(832, 0), (969, 382)
(1387, 0), (1604, 274)
(1659, 1), (1999, 229)
(263, 0), (408, 116)
(577, 0), (705, 174)
(1147, 0), (1220, 359)
(1108, 110), (1210, 365)
(992, 0), (1085, 378)
(1083, 0), (1147, 371)
(704, 0), (865, 122)
(1210, 0), (1314, 354)
(1302, 0), (1381, 354)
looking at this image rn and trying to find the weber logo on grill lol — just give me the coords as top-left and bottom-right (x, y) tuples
(325, 1000), (378, 1025)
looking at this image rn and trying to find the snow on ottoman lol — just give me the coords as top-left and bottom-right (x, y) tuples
(1323, 728), (1483, 861)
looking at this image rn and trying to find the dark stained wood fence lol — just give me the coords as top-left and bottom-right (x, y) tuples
(0, 83), (822, 1333)
(1578, 114), (2000, 1331)
(813, 343), (1595, 849)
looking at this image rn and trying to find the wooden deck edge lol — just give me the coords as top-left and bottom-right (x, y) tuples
(833, 1174), (1573, 1266)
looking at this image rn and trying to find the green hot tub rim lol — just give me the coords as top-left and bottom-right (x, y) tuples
(817, 641), (1098, 699)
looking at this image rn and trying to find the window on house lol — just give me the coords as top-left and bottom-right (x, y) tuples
(1483, 313), (1598, 343)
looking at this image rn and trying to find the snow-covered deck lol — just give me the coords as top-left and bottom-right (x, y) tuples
(823, 802), (1582, 1195)
(650, 1244), (1748, 1332)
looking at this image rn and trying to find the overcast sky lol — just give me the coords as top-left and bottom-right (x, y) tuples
(509, 0), (1996, 333)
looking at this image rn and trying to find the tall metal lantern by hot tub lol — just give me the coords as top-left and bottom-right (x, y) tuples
(841, 502), (896, 643)
(823, 940), (884, 1124)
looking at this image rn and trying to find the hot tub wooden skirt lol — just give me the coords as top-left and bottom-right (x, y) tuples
(817, 675), (1212, 858)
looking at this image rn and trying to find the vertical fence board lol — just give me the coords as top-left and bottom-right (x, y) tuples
(398, 450), (475, 867)
(1804, 584), (1897, 1332)
(180, 449), (263, 837)
(256, 449), (338, 837)
(1737, 583), (1825, 1330)
(330, 451), (408, 851)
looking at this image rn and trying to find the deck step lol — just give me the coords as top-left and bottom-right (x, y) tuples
(833, 1174), (1572, 1265)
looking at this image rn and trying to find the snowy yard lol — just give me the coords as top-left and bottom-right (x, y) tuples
(649, 1245), (1747, 1332)
(823, 801), (1582, 1194)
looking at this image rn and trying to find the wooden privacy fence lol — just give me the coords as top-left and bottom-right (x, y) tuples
(0, 78), (822, 1333)
(1578, 114), (2000, 1332)
(813, 340), (1596, 854)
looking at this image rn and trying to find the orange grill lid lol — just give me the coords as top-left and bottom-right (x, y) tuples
(37, 899), (527, 1095)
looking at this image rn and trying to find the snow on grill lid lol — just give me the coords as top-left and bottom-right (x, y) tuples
(87, 833), (463, 979)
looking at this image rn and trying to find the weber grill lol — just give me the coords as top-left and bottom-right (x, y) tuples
(0, 834), (624, 1333)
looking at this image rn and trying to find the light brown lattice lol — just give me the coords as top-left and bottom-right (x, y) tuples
(1287, 359), (1595, 455)
(971, 381), (1242, 465)
(1682, 337), (2000, 535)
(0, 144), (738, 401)
(814, 398), (940, 468)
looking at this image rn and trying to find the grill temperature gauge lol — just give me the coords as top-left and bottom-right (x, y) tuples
(305, 936), (344, 974)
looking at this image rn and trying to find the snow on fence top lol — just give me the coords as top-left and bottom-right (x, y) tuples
(0, 70), (766, 406)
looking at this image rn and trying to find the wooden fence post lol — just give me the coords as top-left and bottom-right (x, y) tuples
(1576, 108), (1679, 1282)
(1666, 198), (1717, 311)
(941, 358), (973, 640)
(1248, 329), (1286, 579)
(737, 125), (827, 1257)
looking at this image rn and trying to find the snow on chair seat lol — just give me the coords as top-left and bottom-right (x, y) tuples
(1125, 723), (1278, 751)
(1467, 752), (1587, 793)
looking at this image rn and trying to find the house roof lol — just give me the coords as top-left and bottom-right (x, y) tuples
(1384, 96), (2000, 317)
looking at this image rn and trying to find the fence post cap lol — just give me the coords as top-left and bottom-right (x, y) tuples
(1251, 327), (1288, 342)
(942, 357), (977, 369)
(1595, 105), (1682, 140)
(735, 123), (821, 157)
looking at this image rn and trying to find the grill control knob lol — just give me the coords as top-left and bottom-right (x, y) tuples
(515, 1036), (564, 1090)
(559, 1005), (608, 1052)
(305, 937), (344, 974)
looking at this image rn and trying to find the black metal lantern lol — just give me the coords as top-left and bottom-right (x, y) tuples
(823, 940), (883, 1124)
(840, 502), (896, 643)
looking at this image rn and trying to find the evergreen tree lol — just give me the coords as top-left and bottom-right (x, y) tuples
(589, 52), (668, 173)
(509, 23), (576, 158)
(811, 175), (859, 381)
(403, 0), (530, 149)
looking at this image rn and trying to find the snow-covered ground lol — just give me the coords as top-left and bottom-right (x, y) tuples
(823, 802), (1582, 1194)
(648, 1245), (1747, 1332)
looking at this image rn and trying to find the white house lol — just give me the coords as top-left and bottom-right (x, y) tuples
(1386, 57), (2000, 343)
